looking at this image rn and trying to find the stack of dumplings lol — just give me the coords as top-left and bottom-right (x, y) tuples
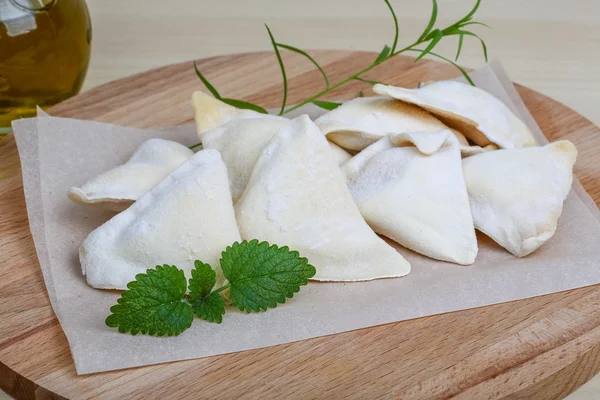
(73, 79), (577, 291)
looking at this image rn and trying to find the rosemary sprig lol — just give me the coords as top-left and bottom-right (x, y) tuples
(193, 0), (489, 118)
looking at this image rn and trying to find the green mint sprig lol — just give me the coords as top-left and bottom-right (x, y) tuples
(105, 240), (316, 336)
(191, 0), (489, 121)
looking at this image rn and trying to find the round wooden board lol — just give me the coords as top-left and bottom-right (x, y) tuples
(1, 51), (599, 400)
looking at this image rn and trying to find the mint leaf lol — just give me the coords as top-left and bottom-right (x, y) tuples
(191, 292), (226, 324)
(188, 260), (216, 302)
(189, 261), (226, 323)
(105, 265), (193, 336)
(221, 240), (316, 312)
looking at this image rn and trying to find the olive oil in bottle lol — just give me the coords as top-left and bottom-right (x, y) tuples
(0, 0), (91, 129)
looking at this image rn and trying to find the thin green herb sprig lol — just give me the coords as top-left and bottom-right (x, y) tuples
(193, 0), (489, 116)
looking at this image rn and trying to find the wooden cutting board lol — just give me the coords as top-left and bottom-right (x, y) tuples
(1, 51), (599, 400)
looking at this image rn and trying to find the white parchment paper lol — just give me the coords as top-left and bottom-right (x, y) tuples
(12, 60), (600, 375)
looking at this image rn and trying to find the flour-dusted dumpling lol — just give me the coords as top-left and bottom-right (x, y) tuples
(203, 117), (354, 203)
(343, 130), (478, 265)
(315, 96), (449, 151)
(80, 149), (241, 290)
(202, 117), (289, 202)
(461, 143), (500, 158)
(463, 140), (577, 257)
(69, 139), (194, 212)
(373, 81), (537, 149)
(449, 129), (499, 158)
(235, 115), (411, 281)
(192, 91), (272, 137)
(314, 95), (487, 158)
(328, 140), (352, 165)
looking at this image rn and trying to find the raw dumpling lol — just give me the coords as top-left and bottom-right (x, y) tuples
(202, 117), (289, 202)
(373, 81), (537, 149)
(461, 143), (500, 158)
(203, 117), (355, 202)
(235, 115), (411, 281)
(343, 130), (478, 265)
(449, 129), (500, 158)
(192, 91), (273, 137)
(328, 140), (352, 165)
(315, 96), (449, 151)
(462, 140), (577, 257)
(80, 149), (241, 290)
(69, 138), (194, 212)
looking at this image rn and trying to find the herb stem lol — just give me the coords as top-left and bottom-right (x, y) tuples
(281, 42), (420, 115)
(193, 0), (488, 118)
(212, 283), (231, 294)
(281, 2), (486, 116)
(266, 25), (288, 116)
(384, 0), (400, 53)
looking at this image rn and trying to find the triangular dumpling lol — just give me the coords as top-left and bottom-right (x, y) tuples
(462, 140), (577, 257)
(461, 143), (500, 158)
(235, 115), (411, 281)
(343, 130), (478, 265)
(192, 91), (271, 137)
(315, 96), (449, 151)
(328, 140), (352, 165)
(80, 149), (241, 290)
(202, 117), (354, 203)
(69, 138), (194, 212)
(373, 81), (537, 149)
(202, 117), (289, 202)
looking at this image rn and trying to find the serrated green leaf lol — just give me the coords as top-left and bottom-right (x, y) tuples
(374, 45), (391, 64)
(418, 0), (438, 42)
(221, 98), (268, 114)
(277, 43), (329, 87)
(191, 292), (226, 323)
(194, 62), (221, 100)
(415, 29), (443, 62)
(105, 265), (193, 336)
(312, 100), (342, 111)
(189, 260), (216, 302)
(383, 0), (399, 53)
(189, 261), (225, 323)
(220, 240), (316, 313)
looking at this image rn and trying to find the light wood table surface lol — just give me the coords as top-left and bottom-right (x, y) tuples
(3, 0), (597, 399)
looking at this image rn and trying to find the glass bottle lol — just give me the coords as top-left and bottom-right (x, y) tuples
(0, 0), (91, 131)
